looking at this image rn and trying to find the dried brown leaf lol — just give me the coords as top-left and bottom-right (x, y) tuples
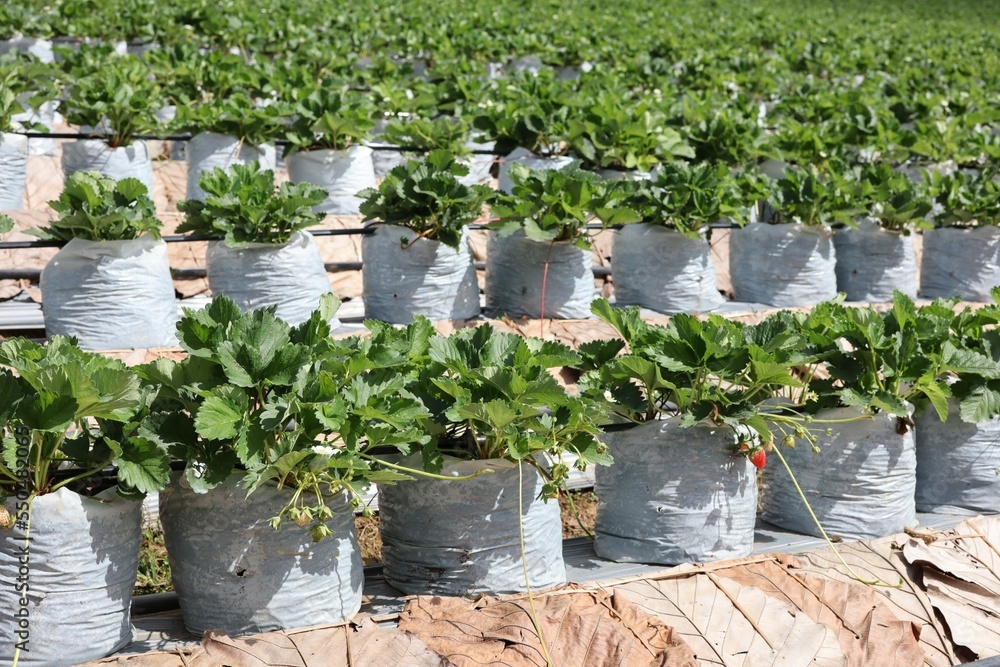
(612, 572), (846, 666)
(791, 539), (959, 667)
(712, 555), (923, 667)
(399, 584), (697, 667)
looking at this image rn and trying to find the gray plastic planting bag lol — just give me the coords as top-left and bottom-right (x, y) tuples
(0, 488), (141, 666)
(459, 134), (496, 186)
(379, 458), (565, 596)
(286, 146), (376, 215)
(186, 132), (265, 201)
(914, 400), (1000, 515)
(485, 232), (594, 319)
(0, 132), (28, 210)
(497, 147), (578, 193)
(612, 224), (723, 314)
(206, 230), (338, 328)
(61, 139), (155, 195)
(920, 227), (1000, 301)
(833, 219), (917, 302)
(40, 235), (178, 350)
(762, 406), (916, 540)
(594, 419), (758, 565)
(159, 473), (363, 636)
(729, 223), (837, 307)
(362, 224), (480, 323)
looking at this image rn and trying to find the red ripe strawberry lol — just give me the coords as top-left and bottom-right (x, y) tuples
(748, 449), (766, 470)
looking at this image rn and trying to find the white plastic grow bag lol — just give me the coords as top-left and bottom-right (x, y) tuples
(612, 224), (723, 314)
(497, 147), (577, 193)
(206, 230), (337, 328)
(761, 406), (917, 540)
(914, 400), (1000, 515)
(458, 134), (496, 186)
(12, 97), (60, 156)
(0, 35), (54, 63)
(61, 139), (155, 195)
(379, 458), (565, 596)
(40, 235), (178, 350)
(729, 223), (837, 307)
(0, 132), (28, 210)
(485, 232), (594, 319)
(159, 474), (363, 636)
(186, 132), (264, 201)
(920, 226), (1000, 302)
(594, 419), (758, 565)
(832, 218), (917, 302)
(285, 145), (376, 215)
(0, 488), (141, 666)
(361, 224), (480, 323)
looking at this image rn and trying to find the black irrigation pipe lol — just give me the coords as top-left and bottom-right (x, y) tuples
(0, 223), (616, 250)
(10, 131), (502, 155)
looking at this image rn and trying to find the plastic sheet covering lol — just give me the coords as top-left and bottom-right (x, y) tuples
(728, 222), (838, 307)
(362, 224), (479, 323)
(159, 473), (363, 636)
(0, 132), (28, 210)
(914, 400), (1000, 515)
(919, 226), (1000, 302)
(0, 488), (141, 666)
(206, 230), (338, 328)
(762, 406), (917, 540)
(612, 224), (723, 314)
(379, 458), (565, 596)
(61, 139), (155, 195)
(286, 145), (376, 215)
(185, 132), (264, 201)
(485, 232), (594, 319)
(832, 218), (917, 301)
(594, 418), (757, 565)
(40, 235), (178, 350)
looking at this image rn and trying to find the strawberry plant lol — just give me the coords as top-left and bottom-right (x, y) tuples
(472, 71), (579, 155)
(176, 161), (326, 245)
(357, 150), (491, 250)
(0, 335), (170, 500)
(924, 167), (1000, 227)
(59, 55), (164, 148)
(137, 295), (435, 540)
(0, 214), (11, 234)
(489, 163), (636, 250)
(30, 171), (162, 242)
(849, 161), (933, 232)
(280, 87), (376, 156)
(405, 323), (610, 496)
(764, 163), (861, 226)
(171, 92), (282, 147)
(567, 94), (693, 172)
(380, 116), (472, 156)
(602, 161), (745, 239)
(578, 298), (816, 458)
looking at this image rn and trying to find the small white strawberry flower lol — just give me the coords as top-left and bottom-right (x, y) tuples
(311, 445), (337, 458)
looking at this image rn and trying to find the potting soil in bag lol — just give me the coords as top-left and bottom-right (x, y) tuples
(497, 147), (577, 193)
(285, 145), (376, 215)
(206, 230), (338, 328)
(761, 406), (916, 540)
(40, 235), (178, 350)
(920, 227), (1000, 302)
(159, 474), (363, 636)
(0, 488), (141, 666)
(612, 224), (723, 314)
(594, 419), (757, 565)
(485, 232), (594, 319)
(61, 139), (156, 196)
(0, 132), (28, 209)
(379, 458), (565, 596)
(729, 223), (837, 307)
(914, 400), (1000, 515)
(362, 224), (479, 323)
(186, 132), (263, 201)
(833, 219), (917, 301)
